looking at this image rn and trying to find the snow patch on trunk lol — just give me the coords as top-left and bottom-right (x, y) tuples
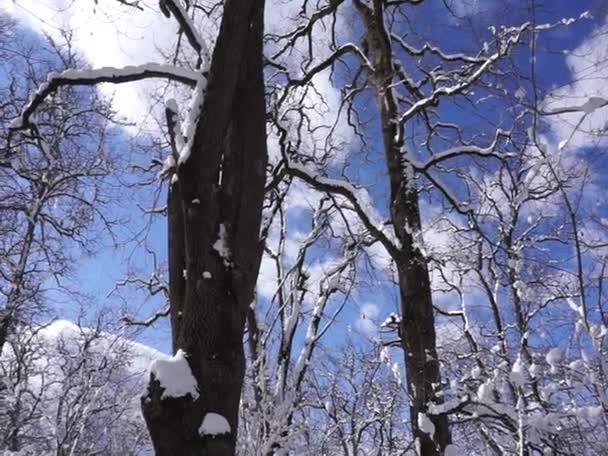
(199, 412), (231, 436)
(213, 223), (232, 267)
(148, 349), (199, 399)
(418, 412), (435, 439)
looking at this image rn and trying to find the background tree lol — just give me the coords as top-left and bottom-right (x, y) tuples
(263, 1), (606, 454)
(0, 16), (117, 355)
(0, 316), (155, 455)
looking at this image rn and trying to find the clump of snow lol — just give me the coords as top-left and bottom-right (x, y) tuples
(579, 10), (592, 19)
(428, 397), (465, 415)
(546, 347), (561, 373)
(418, 413), (435, 439)
(158, 154), (176, 179)
(510, 356), (525, 386)
(148, 349), (199, 400)
(203, 271), (212, 279)
(471, 365), (482, 379)
(529, 363), (542, 378)
(569, 359), (583, 371)
(589, 324), (607, 339)
(199, 412), (231, 436)
(213, 223), (232, 267)
(381, 312), (402, 328)
(477, 380), (494, 403)
(380, 346), (390, 364)
(581, 96), (607, 114)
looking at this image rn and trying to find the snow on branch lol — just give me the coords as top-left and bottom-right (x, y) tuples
(159, 0), (211, 70)
(148, 349), (200, 399)
(391, 33), (485, 64)
(541, 96), (608, 116)
(406, 129), (512, 171)
(121, 305), (171, 327)
(10, 64), (203, 131)
(397, 23), (532, 125)
(284, 159), (400, 258)
(177, 78), (206, 165)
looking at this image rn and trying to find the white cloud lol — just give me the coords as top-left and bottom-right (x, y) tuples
(544, 16), (608, 150)
(6, 0), (356, 158)
(5, 0), (179, 126)
(355, 302), (380, 338)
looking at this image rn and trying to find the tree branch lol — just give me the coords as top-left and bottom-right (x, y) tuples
(11, 64), (203, 130)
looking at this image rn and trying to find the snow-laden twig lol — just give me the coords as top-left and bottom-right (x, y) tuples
(541, 96), (608, 116)
(177, 77), (207, 165)
(397, 23), (531, 125)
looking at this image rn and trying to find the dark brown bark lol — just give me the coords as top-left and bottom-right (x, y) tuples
(141, 0), (267, 454)
(354, 0), (451, 453)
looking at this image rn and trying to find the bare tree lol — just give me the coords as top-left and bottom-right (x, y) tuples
(261, 2), (603, 453)
(9, 0), (269, 454)
(264, 1), (540, 452)
(238, 192), (363, 454)
(0, 16), (116, 357)
(0, 316), (151, 456)
(306, 343), (411, 455)
(5, 2), (608, 455)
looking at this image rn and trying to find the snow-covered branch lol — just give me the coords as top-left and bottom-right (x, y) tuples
(397, 23), (531, 125)
(407, 129), (511, 171)
(10, 64), (203, 130)
(540, 96), (608, 116)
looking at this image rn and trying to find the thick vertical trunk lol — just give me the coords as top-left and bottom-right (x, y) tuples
(141, 1), (267, 454)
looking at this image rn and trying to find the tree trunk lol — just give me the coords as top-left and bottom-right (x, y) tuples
(395, 200), (452, 455)
(141, 0), (267, 454)
(353, 0), (451, 452)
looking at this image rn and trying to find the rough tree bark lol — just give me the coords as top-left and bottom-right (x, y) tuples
(141, 0), (268, 455)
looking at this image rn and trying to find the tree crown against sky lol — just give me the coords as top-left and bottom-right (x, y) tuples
(1, 0), (608, 454)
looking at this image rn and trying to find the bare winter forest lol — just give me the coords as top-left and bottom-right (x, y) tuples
(1, 0), (607, 454)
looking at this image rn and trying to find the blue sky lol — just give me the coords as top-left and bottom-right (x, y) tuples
(3, 0), (607, 358)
